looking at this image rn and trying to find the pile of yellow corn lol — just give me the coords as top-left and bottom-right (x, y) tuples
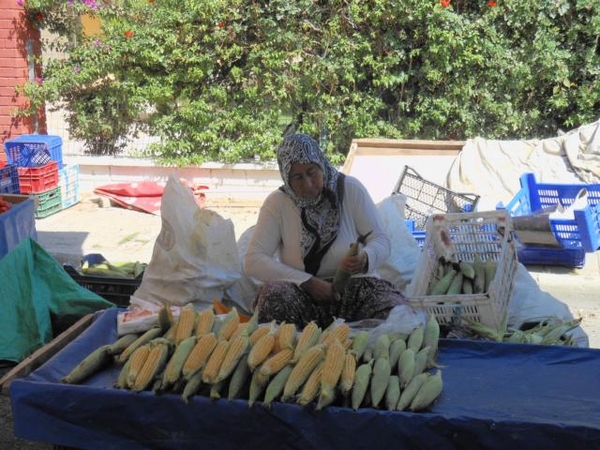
(61, 305), (445, 412)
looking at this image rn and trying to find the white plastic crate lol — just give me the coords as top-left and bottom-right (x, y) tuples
(406, 210), (518, 329)
(59, 164), (80, 209)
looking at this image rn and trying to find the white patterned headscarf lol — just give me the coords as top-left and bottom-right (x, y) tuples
(277, 134), (342, 263)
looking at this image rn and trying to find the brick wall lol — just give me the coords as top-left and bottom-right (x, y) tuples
(0, 0), (46, 162)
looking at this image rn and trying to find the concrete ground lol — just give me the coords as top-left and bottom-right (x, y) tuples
(2, 193), (599, 449)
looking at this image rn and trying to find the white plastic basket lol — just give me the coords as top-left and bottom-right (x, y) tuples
(406, 210), (518, 329)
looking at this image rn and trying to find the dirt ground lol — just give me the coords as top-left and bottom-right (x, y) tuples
(2, 193), (599, 448)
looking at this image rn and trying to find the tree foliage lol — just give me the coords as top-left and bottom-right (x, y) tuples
(18, 0), (600, 163)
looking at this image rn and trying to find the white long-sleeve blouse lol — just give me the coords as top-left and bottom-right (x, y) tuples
(244, 175), (391, 286)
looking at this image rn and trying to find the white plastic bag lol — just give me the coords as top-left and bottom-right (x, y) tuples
(131, 174), (241, 308)
(376, 194), (422, 293)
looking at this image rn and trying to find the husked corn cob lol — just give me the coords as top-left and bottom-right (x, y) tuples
(182, 332), (218, 380)
(342, 338), (353, 351)
(195, 308), (216, 337)
(259, 347), (294, 378)
(61, 344), (113, 385)
(297, 361), (324, 406)
(373, 333), (391, 360)
(351, 361), (373, 410)
(277, 322), (297, 351)
(320, 323), (350, 347)
(263, 364), (294, 408)
(370, 355), (391, 408)
(126, 344), (151, 388)
(292, 321), (321, 363)
(227, 353), (251, 400)
(162, 336), (197, 388)
(175, 304), (197, 345)
(282, 344), (327, 402)
(215, 333), (250, 383)
(396, 372), (429, 411)
(249, 324), (271, 346)
(398, 348), (415, 389)
(385, 375), (401, 411)
(350, 330), (370, 361)
(132, 340), (171, 392)
(108, 333), (140, 356)
(317, 339), (346, 410)
(201, 339), (231, 384)
(247, 325), (277, 371)
(339, 351), (357, 395)
(409, 370), (443, 412)
(229, 323), (249, 342)
(118, 327), (163, 365)
(217, 307), (240, 341)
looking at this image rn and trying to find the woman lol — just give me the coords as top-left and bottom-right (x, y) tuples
(244, 133), (407, 329)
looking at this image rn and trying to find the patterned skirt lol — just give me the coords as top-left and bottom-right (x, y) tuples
(252, 277), (407, 329)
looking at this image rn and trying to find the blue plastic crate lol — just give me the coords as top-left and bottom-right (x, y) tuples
(3, 134), (63, 170)
(0, 164), (19, 194)
(59, 164), (80, 209)
(517, 245), (586, 269)
(405, 219), (426, 248)
(505, 172), (600, 254)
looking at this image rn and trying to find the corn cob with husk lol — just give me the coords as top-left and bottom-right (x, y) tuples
(409, 370), (443, 411)
(132, 339), (171, 392)
(292, 321), (322, 363)
(282, 344), (326, 402)
(332, 230), (372, 293)
(61, 344), (113, 384)
(316, 339), (346, 410)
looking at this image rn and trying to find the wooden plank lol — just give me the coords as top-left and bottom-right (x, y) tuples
(0, 313), (94, 396)
(350, 138), (465, 150)
(342, 138), (464, 204)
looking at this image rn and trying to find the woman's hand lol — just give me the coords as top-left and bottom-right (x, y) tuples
(301, 277), (340, 303)
(340, 250), (368, 275)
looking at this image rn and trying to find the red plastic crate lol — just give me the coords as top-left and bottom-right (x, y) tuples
(17, 161), (59, 194)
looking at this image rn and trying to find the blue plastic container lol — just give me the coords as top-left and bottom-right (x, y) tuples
(0, 195), (37, 259)
(0, 164), (20, 194)
(3, 134), (63, 170)
(505, 172), (600, 254)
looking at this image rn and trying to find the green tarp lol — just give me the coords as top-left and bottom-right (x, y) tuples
(0, 238), (114, 363)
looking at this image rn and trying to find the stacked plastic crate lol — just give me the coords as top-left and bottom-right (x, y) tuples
(0, 160), (20, 195)
(500, 172), (600, 268)
(392, 165), (480, 248)
(3, 134), (64, 218)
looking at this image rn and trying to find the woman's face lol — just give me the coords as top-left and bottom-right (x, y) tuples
(288, 162), (324, 200)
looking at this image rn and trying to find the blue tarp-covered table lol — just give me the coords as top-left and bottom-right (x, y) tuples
(9, 308), (600, 450)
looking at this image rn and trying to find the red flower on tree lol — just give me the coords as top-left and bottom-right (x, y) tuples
(124, 30), (134, 38)
(35, 12), (44, 21)
(487, 0), (497, 6)
(440, 0), (451, 7)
